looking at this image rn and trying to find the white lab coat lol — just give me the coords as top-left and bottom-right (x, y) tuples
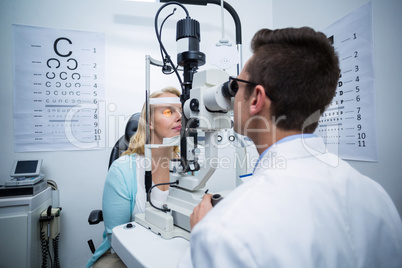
(180, 136), (402, 268)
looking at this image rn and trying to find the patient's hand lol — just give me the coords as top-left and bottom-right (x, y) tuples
(190, 194), (213, 230)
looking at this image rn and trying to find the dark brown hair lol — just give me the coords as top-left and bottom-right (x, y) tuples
(246, 27), (340, 133)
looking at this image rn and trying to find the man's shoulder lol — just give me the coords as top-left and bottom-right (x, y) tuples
(199, 177), (270, 228)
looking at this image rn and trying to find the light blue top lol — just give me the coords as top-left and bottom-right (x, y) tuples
(87, 154), (138, 267)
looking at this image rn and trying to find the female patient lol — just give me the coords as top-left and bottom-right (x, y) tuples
(87, 87), (181, 268)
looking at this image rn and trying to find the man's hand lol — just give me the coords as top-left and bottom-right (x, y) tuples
(190, 194), (213, 230)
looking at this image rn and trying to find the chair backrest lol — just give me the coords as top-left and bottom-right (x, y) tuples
(108, 113), (141, 169)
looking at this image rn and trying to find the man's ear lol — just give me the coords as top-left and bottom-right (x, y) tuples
(250, 85), (269, 115)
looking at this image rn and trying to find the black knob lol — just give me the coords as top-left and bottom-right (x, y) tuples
(189, 118), (200, 128)
(211, 194), (223, 207)
(190, 99), (200, 112)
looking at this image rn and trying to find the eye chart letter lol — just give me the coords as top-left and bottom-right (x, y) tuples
(315, 2), (378, 162)
(13, 25), (105, 152)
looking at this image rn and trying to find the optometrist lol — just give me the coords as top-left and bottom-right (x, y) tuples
(179, 27), (402, 268)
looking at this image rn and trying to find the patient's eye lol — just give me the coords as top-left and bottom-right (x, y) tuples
(163, 108), (172, 117)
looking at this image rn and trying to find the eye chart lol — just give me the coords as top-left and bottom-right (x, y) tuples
(315, 2), (378, 162)
(13, 25), (105, 152)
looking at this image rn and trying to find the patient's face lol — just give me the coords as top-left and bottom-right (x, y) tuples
(150, 92), (182, 144)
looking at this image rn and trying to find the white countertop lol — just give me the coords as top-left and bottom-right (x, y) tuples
(112, 221), (190, 268)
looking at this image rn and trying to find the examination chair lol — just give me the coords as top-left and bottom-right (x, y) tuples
(87, 112), (140, 254)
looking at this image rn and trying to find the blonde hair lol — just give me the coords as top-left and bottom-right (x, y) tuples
(122, 86), (181, 156)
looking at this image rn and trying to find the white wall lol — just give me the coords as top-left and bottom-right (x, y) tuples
(273, 0), (402, 219)
(0, 0), (272, 266)
(1, 0), (401, 266)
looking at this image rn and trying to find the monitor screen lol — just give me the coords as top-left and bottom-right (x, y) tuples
(10, 159), (42, 177)
(15, 160), (38, 174)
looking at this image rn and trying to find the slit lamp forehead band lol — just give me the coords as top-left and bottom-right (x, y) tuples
(149, 97), (181, 105)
